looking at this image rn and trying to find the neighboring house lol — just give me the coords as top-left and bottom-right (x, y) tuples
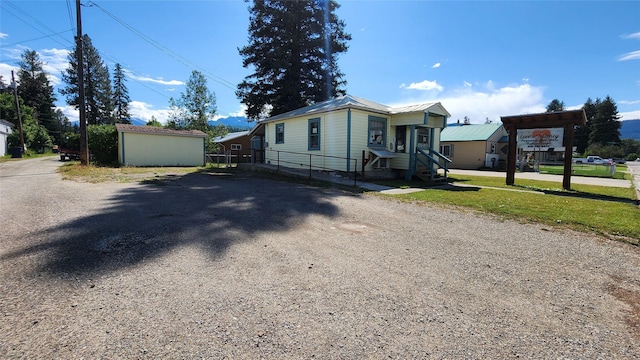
(249, 94), (452, 181)
(0, 119), (14, 157)
(440, 123), (508, 169)
(115, 124), (207, 166)
(212, 130), (252, 163)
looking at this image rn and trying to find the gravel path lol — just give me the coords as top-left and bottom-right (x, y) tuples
(1, 157), (639, 358)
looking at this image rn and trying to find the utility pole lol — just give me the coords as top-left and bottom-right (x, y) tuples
(76, 0), (89, 165)
(10, 70), (26, 153)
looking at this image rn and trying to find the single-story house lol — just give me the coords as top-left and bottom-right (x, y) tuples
(0, 119), (14, 157)
(248, 94), (452, 181)
(439, 123), (508, 169)
(212, 130), (252, 163)
(0, 119), (13, 156)
(115, 124), (207, 167)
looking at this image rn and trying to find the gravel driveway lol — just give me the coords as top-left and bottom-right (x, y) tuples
(1, 157), (639, 358)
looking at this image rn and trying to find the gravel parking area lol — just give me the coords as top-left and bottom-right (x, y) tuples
(1, 157), (639, 358)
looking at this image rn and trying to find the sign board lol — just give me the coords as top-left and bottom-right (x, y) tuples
(517, 128), (563, 149)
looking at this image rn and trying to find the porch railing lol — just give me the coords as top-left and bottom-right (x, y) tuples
(415, 147), (451, 182)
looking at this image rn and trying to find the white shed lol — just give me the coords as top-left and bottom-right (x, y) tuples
(115, 124), (207, 167)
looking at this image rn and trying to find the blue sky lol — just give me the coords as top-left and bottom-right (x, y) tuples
(1, 0), (639, 125)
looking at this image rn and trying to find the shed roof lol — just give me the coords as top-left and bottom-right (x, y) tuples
(260, 94), (451, 123)
(440, 123), (504, 142)
(115, 124), (207, 138)
(213, 131), (249, 143)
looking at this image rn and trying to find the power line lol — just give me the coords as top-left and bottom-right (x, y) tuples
(86, 1), (238, 91)
(2, 1), (74, 49)
(1, 29), (74, 48)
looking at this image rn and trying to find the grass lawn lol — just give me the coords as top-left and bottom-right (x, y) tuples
(57, 162), (234, 183)
(539, 164), (629, 180)
(375, 174), (640, 244)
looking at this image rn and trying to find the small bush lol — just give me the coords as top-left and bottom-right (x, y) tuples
(88, 125), (118, 165)
(627, 153), (638, 161)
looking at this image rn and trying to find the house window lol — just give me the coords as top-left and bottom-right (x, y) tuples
(368, 116), (387, 147)
(395, 126), (406, 153)
(417, 128), (430, 149)
(308, 118), (320, 150)
(440, 144), (453, 157)
(231, 144), (242, 151)
(275, 123), (284, 144)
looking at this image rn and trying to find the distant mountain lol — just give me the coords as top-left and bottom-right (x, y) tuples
(131, 118), (147, 126)
(621, 119), (640, 140)
(209, 116), (253, 130)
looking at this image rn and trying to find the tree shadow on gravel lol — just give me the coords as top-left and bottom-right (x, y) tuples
(1, 172), (342, 277)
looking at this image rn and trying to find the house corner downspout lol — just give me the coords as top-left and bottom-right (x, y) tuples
(346, 108), (352, 173)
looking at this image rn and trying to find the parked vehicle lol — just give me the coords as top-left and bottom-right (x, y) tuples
(572, 155), (608, 164)
(58, 146), (82, 161)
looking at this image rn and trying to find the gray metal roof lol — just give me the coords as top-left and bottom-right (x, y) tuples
(260, 94), (451, 123)
(213, 131), (250, 143)
(440, 123), (504, 142)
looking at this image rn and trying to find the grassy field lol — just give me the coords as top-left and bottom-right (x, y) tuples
(539, 163), (629, 180)
(57, 162), (234, 183)
(375, 174), (639, 244)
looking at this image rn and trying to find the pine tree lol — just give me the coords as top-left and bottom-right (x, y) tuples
(112, 63), (131, 124)
(545, 99), (565, 112)
(574, 98), (597, 153)
(589, 95), (621, 146)
(237, 0), (351, 120)
(17, 50), (58, 142)
(61, 34), (114, 125)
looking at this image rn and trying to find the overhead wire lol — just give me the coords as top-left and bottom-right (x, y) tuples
(86, 1), (238, 91)
(2, 1), (74, 49)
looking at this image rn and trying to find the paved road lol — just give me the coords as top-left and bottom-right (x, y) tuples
(1, 157), (639, 358)
(626, 160), (640, 200)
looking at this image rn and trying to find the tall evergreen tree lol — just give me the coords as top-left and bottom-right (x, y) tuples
(112, 63), (131, 124)
(237, 0), (351, 120)
(575, 98), (597, 153)
(60, 34), (114, 125)
(17, 50), (58, 142)
(170, 70), (217, 132)
(589, 95), (621, 146)
(545, 99), (565, 112)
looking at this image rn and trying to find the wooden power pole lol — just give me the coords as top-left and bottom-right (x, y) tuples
(76, 0), (89, 165)
(10, 70), (26, 153)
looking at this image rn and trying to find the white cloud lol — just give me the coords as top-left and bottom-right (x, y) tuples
(0, 63), (18, 83)
(618, 50), (640, 61)
(58, 104), (79, 124)
(621, 32), (640, 40)
(620, 109), (640, 120)
(129, 100), (171, 124)
(391, 82), (546, 124)
(39, 48), (70, 86)
(463, 81), (472, 88)
(619, 99), (640, 105)
(432, 62), (441, 69)
(401, 80), (443, 92)
(127, 72), (185, 86)
(0, 33), (8, 39)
